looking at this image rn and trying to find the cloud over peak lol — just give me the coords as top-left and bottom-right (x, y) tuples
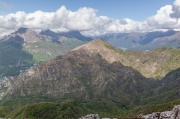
(0, 1), (180, 37)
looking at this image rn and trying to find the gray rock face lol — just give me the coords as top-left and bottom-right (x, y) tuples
(79, 114), (100, 119)
(139, 105), (180, 119)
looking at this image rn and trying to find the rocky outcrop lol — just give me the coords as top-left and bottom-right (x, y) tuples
(0, 77), (15, 100)
(79, 114), (100, 119)
(0, 77), (11, 90)
(139, 105), (180, 119)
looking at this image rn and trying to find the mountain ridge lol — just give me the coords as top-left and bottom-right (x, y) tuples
(0, 39), (179, 118)
(0, 27), (91, 78)
(2, 39), (179, 101)
(73, 39), (180, 79)
(100, 30), (180, 50)
(3, 39), (152, 103)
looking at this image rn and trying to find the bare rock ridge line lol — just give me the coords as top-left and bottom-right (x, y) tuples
(72, 38), (126, 63)
(79, 105), (180, 119)
(139, 105), (180, 119)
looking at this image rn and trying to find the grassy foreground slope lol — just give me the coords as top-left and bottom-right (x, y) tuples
(2, 99), (180, 118)
(5, 99), (128, 119)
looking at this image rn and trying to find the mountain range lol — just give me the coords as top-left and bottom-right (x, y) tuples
(0, 27), (92, 78)
(100, 30), (180, 50)
(0, 28), (179, 118)
(1, 28), (180, 79)
(0, 39), (179, 104)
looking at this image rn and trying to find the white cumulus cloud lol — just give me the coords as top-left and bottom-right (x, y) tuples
(146, 0), (180, 31)
(146, 5), (176, 29)
(0, 0), (180, 37)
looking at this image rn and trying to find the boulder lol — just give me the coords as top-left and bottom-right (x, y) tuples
(79, 114), (100, 119)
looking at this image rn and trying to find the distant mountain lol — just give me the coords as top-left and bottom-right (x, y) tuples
(14, 27), (28, 34)
(39, 29), (59, 38)
(0, 27), (92, 78)
(40, 29), (92, 42)
(142, 32), (180, 49)
(100, 30), (180, 50)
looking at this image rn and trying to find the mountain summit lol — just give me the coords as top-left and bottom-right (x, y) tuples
(40, 29), (92, 42)
(14, 27), (29, 34)
(72, 38), (125, 63)
(73, 38), (107, 51)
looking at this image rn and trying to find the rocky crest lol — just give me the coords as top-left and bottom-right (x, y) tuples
(3, 27), (49, 43)
(72, 39), (126, 63)
(139, 105), (180, 119)
(79, 114), (100, 119)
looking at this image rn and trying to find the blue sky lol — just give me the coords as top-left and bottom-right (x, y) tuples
(0, 0), (179, 37)
(0, 0), (174, 21)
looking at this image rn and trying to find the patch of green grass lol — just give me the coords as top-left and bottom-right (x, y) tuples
(2, 97), (180, 118)
(6, 99), (88, 119)
(24, 42), (68, 63)
(0, 106), (12, 117)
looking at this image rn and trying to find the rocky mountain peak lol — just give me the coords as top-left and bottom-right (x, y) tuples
(40, 29), (58, 37)
(11, 27), (45, 43)
(59, 30), (92, 42)
(61, 31), (84, 39)
(73, 38), (106, 50)
(72, 38), (125, 63)
(15, 27), (28, 34)
(14, 27), (37, 36)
